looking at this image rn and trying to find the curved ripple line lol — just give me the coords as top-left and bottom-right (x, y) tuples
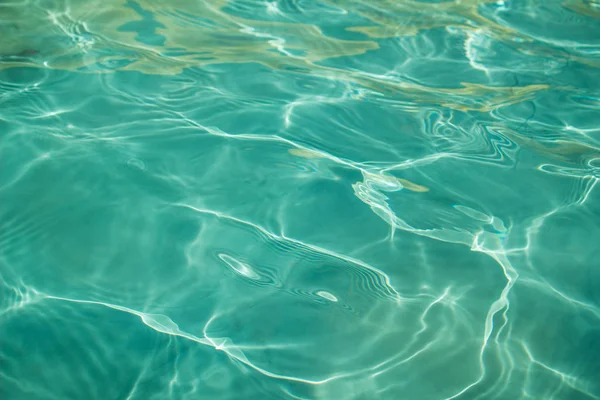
(38, 294), (334, 384)
(173, 202), (404, 303)
(522, 342), (600, 400)
(353, 166), (520, 399)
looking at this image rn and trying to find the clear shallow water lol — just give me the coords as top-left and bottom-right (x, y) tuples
(1, 0), (600, 399)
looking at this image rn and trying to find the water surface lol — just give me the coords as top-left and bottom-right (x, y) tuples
(1, 1), (600, 399)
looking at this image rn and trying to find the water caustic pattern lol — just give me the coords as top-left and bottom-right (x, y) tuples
(1, 0), (600, 399)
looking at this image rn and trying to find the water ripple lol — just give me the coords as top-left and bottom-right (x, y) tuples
(2, 0), (600, 399)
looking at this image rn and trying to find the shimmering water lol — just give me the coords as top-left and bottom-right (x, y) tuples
(1, 1), (600, 399)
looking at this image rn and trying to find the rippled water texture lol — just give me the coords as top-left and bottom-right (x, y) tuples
(2, 0), (600, 399)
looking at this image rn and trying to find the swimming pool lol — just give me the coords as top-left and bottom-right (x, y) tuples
(1, 1), (599, 399)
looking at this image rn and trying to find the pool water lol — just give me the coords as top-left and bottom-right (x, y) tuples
(1, 1), (599, 399)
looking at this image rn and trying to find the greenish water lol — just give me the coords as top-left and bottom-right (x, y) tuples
(1, 1), (600, 399)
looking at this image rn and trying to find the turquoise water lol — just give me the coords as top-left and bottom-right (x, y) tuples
(1, 0), (600, 399)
